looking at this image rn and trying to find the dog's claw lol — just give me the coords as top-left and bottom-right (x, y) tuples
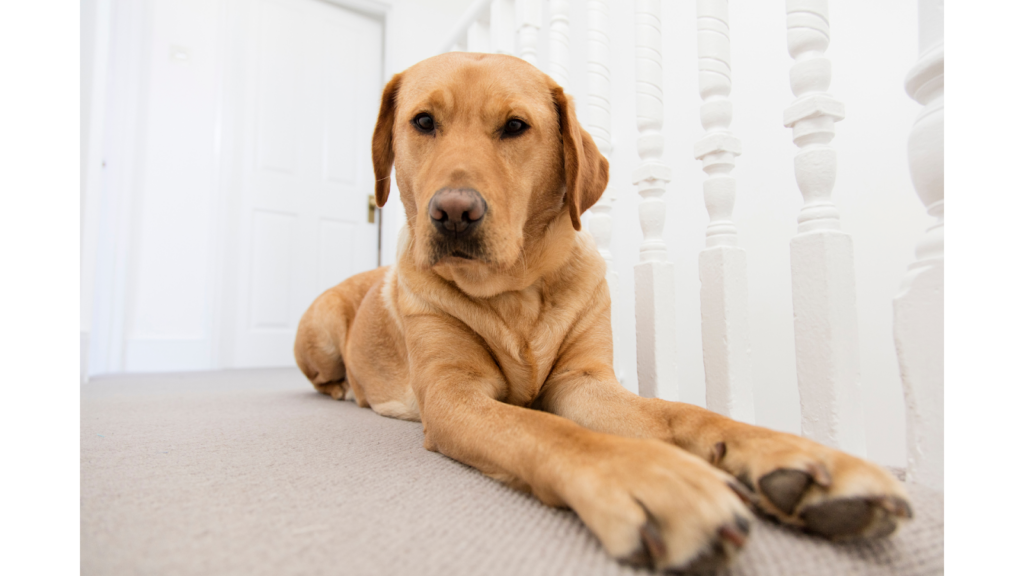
(727, 479), (759, 507)
(719, 524), (747, 547)
(807, 462), (832, 487)
(872, 495), (913, 519)
(670, 519), (749, 574)
(711, 441), (726, 465)
(639, 519), (667, 564)
(621, 501), (666, 570)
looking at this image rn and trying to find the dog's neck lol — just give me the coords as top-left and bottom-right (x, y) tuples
(406, 211), (580, 300)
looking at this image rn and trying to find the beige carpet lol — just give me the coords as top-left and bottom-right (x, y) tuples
(81, 368), (943, 575)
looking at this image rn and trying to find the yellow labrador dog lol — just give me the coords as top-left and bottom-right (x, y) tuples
(295, 52), (911, 572)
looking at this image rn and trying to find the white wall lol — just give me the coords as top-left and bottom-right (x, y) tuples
(123, 0), (227, 371)
(389, 0), (927, 467)
(80, 0), (112, 381)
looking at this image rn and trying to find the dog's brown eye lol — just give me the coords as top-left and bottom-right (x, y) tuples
(413, 113), (435, 133)
(503, 118), (528, 138)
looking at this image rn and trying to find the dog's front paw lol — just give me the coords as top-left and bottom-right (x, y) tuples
(565, 437), (754, 573)
(718, 433), (912, 541)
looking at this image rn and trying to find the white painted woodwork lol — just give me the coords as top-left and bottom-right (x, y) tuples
(80, 0), (113, 382)
(121, 0), (228, 371)
(467, 17), (491, 53)
(548, 0), (571, 87)
(585, 0), (627, 391)
(225, 0), (382, 368)
(694, 0), (754, 423)
(515, 0), (542, 66)
(632, 0), (678, 401)
(895, 0), (943, 490)
(439, 0), (489, 53)
(784, 0), (866, 456)
(88, 0), (149, 375)
(490, 0), (516, 55)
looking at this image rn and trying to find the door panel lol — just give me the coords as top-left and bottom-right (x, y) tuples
(318, 218), (354, 295)
(227, 0), (382, 368)
(250, 210), (295, 330)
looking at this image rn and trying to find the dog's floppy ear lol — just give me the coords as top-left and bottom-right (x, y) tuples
(372, 73), (402, 208)
(552, 85), (609, 231)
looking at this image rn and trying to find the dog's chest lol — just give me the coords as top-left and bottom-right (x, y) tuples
(482, 286), (576, 406)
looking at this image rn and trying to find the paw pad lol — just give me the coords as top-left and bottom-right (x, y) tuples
(758, 468), (812, 515)
(801, 496), (913, 540)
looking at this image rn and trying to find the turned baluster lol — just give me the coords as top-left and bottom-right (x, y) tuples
(548, 0), (571, 88)
(515, 0), (541, 66)
(584, 0), (627, 390)
(466, 14), (491, 53)
(490, 0), (516, 56)
(784, 0), (866, 456)
(694, 0), (754, 423)
(633, 0), (678, 401)
(895, 0), (943, 490)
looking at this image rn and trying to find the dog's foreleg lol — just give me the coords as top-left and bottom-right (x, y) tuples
(405, 318), (750, 572)
(538, 370), (913, 542)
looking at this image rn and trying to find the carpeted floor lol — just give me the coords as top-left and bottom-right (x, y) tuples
(81, 368), (943, 575)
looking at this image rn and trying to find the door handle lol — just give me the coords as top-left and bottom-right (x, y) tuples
(367, 194), (376, 224)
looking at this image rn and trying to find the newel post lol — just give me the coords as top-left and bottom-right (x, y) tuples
(784, 0), (866, 456)
(585, 0), (627, 389)
(896, 0), (943, 490)
(633, 0), (678, 400)
(694, 0), (755, 423)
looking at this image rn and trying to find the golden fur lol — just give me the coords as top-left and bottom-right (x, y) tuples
(294, 53), (911, 572)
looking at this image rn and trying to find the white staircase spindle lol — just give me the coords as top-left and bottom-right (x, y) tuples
(694, 0), (754, 423)
(515, 0), (542, 66)
(549, 0), (571, 87)
(585, 0), (627, 390)
(467, 15), (491, 53)
(633, 0), (678, 401)
(490, 0), (516, 56)
(895, 0), (943, 490)
(784, 0), (866, 456)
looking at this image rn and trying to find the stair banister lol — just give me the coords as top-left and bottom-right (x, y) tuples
(694, 0), (755, 423)
(784, 0), (867, 456)
(633, 0), (679, 401)
(895, 0), (944, 491)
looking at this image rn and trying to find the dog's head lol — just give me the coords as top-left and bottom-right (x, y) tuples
(372, 52), (608, 294)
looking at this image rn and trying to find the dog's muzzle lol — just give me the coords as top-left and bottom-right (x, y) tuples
(427, 188), (488, 262)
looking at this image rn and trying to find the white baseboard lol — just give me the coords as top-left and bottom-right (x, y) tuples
(124, 337), (212, 372)
(81, 331), (90, 384)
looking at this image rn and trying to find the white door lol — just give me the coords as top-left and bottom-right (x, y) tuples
(224, 0), (383, 368)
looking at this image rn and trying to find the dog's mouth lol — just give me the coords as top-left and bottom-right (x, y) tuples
(430, 235), (487, 265)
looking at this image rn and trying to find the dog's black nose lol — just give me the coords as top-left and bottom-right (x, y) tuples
(428, 188), (487, 235)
